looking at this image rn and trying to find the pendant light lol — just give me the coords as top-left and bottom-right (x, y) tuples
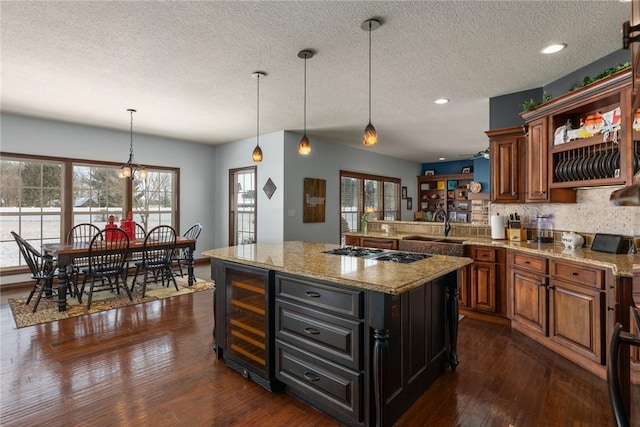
(119, 108), (147, 180)
(251, 72), (266, 162)
(298, 50), (314, 155)
(361, 18), (381, 147)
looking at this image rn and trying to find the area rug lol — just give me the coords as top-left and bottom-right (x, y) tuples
(9, 276), (214, 329)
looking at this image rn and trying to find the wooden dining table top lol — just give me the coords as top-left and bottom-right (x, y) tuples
(43, 236), (196, 256)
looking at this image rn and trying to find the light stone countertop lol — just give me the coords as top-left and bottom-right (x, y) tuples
(346, 231), (639, 277)
(202, 241), (472, 295)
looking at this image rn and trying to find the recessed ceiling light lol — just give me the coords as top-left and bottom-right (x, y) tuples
(541, 43), (567, 54)
(434, 98), (449, 104)
(439, 157), (446, 161)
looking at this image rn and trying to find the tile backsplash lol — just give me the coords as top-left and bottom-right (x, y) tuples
(491, 187), (639, 237)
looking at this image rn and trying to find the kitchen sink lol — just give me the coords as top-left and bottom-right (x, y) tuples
(399, 235), (464, 256)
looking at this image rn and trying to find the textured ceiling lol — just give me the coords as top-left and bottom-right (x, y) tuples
(0, 1), (632, 163)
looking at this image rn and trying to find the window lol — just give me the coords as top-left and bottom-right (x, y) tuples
(1, 152), (178, 270)
(339, 170), (400, 239)
(1, 157), (62, 268)
(229, 167), (256, 245)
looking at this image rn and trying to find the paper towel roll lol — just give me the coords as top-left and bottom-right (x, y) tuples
(491, 214), (505, 240)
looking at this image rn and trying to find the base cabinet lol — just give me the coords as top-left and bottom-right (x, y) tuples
(508, 251), (608, 377)
(464, 246), (506, 316)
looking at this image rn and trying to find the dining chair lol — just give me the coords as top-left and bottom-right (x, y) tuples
(11, 231), (58, 313)
(172, 223), (202, 279)
(607, 307), (640, 427)
(135, 223), (146, 240)
(66, 223), (101, 298)
(78, 228), (132, 310)
(131, 225), (178, 297)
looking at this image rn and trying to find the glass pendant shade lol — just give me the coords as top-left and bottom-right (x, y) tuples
(122, 166), (132, 178)
(139, 168), (147, 179)
(252, 145), (263, 162)
(363, 122), (377, 146)
(298, 134), (311, 155)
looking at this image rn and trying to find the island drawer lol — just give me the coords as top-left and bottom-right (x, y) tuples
(510, 252), (547, 274)
(549, 259), (605, 290)
(276, 298), (363, 370)
(275, 340), (363, 425)
(275, 274), (364, 319)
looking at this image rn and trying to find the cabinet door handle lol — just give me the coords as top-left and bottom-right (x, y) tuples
(305, 291), (321, 298)
(569, 272), (578, 276)
(608, 307), (615, 312)
(303, 372), (320, 382)
(304, 327), (320, 335)
(546, 285), (555, 290)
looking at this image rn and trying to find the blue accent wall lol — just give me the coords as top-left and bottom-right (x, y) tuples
(421, 158), (490, 194)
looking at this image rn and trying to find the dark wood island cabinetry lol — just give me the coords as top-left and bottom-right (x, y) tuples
(205, 241), (472, 427)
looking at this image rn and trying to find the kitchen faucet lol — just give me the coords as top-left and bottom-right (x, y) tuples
(432, 208), (451, 236)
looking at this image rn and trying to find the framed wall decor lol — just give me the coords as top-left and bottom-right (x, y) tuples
(406, 197), (413, 210)
(303, 177), (326, 223)
(424, 170), (435, 176)
(401, 186), (408, 199)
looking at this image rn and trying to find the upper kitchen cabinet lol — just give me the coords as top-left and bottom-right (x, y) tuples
(522, 69), (637, 190)
(624, 0), (640, 111)
(486, 126), (525, 203)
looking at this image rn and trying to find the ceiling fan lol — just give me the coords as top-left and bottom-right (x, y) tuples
(459, 148), (490, 160)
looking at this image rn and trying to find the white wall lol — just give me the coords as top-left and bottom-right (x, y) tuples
(283, 131), (422, 244)
(0, 113), (217, 257)
(212, 131), (285, 248)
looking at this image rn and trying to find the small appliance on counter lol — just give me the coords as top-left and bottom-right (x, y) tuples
(536, 214), (554, 243)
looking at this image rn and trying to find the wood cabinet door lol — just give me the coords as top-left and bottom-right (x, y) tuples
(526, 118), (549, 202)
(549, 279), (605, 364)
(360, 237), (398, 250)
(470, 262), (496, 313)
(511, 269), (547, 336)
(458, 264), (470, 308)
(344, 235), (361, 246)
(487, 127), (525, 203)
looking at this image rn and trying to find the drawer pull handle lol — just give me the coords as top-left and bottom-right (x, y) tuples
(569, 272), (578, 276)
(303, 372), (320, 382)
(305, 291), (321, 298)
(524, 261), (531, 264)
(608, 307), (615, 312)
(304, 327), (320, 335)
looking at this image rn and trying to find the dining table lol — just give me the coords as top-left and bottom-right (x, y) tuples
(43, 236), (197, 312)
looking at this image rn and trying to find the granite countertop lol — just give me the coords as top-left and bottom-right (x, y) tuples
(346, 231), (639, 277)
(202, 241), (472, 295)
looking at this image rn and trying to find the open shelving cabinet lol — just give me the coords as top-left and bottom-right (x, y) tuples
(417, 173), (474, 223)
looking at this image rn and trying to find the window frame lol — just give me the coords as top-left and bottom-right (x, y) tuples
(339, 170), (401, 240)
(0, 151), (179, 273)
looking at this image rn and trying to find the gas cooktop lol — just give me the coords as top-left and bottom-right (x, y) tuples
(323, 247), (431, 264)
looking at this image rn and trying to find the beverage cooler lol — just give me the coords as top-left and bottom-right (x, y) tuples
(213, 261), (279, 391)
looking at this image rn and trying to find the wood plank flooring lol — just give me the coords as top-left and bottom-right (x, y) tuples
(1, 268), (636, 426)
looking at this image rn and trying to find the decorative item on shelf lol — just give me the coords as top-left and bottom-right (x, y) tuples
(634, 109), (640, 132)
(420, 182), (430, 190)
(424, 170), (435, 176)
(561, 231), (585, 249)
(251, 72), (266, 162)
(360, 206), (376, 233)
(458, 202), (468, 210)
(437, 180), (445, 190)
(421, 194), (427, 200)
(118, 109), (147, 180)
(447, 180), (458, 190)
(583, 111), (605, 135)
(468, 181), (482, 194)
(119, 212), (136, 240)
(430, 193), (439, 199)
(447, 190), (455, 199)
(456, 212), (468, 222)
(461, 166), (472, 174)
(297, 50), (314, 155)
(361, 18), (381, 147)
(457, 190), (466, 198)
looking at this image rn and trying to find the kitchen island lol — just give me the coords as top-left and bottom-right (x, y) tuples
(203, 241), (472, 427)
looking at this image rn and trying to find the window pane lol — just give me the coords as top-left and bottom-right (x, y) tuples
(340, 176), (361, 234)
(0, 157), (62, 268)
(132, 170), (175, 232)
(73, 164), (125, 228)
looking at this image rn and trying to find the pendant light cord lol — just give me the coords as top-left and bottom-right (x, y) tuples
(304, 56), (307, 134)
(256, 75), (260, 147)
(129, 109), (134, 157)
(368, 20), (372, 123)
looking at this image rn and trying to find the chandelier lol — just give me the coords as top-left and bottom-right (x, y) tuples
(119, 108), (147, 180)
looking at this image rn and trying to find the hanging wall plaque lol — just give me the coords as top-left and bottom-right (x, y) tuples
(303, 177), (326, 223)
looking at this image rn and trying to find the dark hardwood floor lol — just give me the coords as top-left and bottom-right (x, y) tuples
(1, 268), (636, 426)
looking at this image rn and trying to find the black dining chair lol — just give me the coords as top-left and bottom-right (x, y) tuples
(11, 231), (58, 313)
(172, 223), (202, 279)
(131, 225), (178, 297)
(135, 223), (146, 240)
(607, 307), (640, 427)
(78, 228), (132, 310)
(66, 223), (101, 298)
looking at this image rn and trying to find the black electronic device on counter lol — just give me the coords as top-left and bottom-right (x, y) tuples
(590, 233), (624, 254)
